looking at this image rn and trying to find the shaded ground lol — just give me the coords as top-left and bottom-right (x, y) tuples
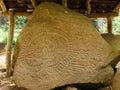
(0, 52), (16, 90)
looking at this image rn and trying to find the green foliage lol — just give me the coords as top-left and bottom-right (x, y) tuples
(0, 24), (8, 32)
(113, 12), (120, 34)
(94, 11), (120, 34)
(0, 16), (27, 49)
(15, 16), (27, 30)
(2, 32), (8, 45)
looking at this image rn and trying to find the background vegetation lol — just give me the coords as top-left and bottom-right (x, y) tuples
(92, 11), (120, 34)
(0, 16), (27, 48)
(93, 18), (120, 34)
(0, 12), (120, 48)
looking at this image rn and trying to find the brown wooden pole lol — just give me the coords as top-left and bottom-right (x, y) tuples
(62, 0), (67, 8)
(30, 0), (37, 8)
(107, 17), (113, 34)
(5, 11), (14, 76)
(86, 0), (91, 15)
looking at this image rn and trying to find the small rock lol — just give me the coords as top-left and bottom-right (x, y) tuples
(62, 86), (78, 90)
(97, 86), (111, 90)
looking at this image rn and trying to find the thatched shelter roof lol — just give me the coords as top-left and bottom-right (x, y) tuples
(0, 0), (120, 18)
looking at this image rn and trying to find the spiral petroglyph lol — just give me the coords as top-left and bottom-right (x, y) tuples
(13, 2), (114, 90)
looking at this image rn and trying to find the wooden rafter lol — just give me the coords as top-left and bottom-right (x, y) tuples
(1, 12), (31, 16)
(30, 0), (37, 8)
(86, 0), (91, 15)
(88, 12), (118, 18)
(0, 0), (7, 12)
(62, 0), (67, 8)
(113, 2), (120, 12)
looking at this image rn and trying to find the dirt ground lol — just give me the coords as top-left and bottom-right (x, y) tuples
(0, 52), (17, 90)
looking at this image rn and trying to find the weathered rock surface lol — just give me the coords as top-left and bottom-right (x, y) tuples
(102, 34), (120, 52)
(102, 34), (120, 67)
(0, 86), (26, 90)
(111, 69), (120, 90)
(13, 2), (114, 90)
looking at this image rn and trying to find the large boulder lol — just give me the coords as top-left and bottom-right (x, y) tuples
(13, 2), (114, 90)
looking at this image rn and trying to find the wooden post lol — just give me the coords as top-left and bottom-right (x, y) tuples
(107, 17), (113, 34)
(5, 11), (14, 76)
(62, 0), (67, 8)
(86, 0), (91, 15)
(30, 0), (37, 8)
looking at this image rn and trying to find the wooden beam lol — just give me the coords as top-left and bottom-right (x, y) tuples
(88, 12), (119, 18)
(62, 0), (67, 8)
(86, 0), (91, 15)
(5, 11), (14, 76)
(0, 0), (7, 12)
(1, 12), (32, 16)
(113, 2), (120, 12)
(107, 17), (113, 34)
(91, 1), (117, 3)
(30, 0), (37, 8)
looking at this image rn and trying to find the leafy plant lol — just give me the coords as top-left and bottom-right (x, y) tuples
(0, 16), (27, 50)
(93, 11), (120, 34)
(113, 12), (120, 34)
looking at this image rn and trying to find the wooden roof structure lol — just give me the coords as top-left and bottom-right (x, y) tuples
(0, 0), (120, 17)
(0, 0), (120, 76)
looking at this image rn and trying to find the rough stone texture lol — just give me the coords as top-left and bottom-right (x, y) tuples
(111, 69), (120, 90)
(101, 34), (120, 67)
(102, 33), (120, 90)
(102, 34), (120, 52)
(13, 2), (114, 90)
(0, 86), (27, 90)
